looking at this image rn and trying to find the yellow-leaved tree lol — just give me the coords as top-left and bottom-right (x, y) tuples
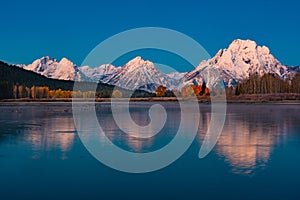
(112, 90), (122, 98)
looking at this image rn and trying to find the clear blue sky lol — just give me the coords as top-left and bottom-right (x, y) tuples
(1, 0), (299, 71)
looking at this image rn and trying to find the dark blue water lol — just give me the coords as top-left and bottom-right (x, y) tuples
(0, 102), (300, 200)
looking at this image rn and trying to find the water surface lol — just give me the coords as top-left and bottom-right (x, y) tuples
(0, 102), (299, 199)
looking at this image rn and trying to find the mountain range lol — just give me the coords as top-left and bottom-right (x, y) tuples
(17, 39), (299, 92)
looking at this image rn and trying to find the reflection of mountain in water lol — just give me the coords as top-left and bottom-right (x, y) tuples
(26, 116), (76, 160)
(217, 120), (276, 175)
(1, 103), (299, 176)
(97, 103), (181, 153)
(197, 104), (296, 175)
(0, 105), (76, 160)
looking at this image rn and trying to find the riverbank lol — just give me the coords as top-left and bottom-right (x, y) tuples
(1, 93), (300, 103)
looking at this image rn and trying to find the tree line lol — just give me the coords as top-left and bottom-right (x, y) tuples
(0, 83), (155, 99)
(232, 73), (300, 95)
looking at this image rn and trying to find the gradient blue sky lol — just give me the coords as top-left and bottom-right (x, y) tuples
(1, 0), (299, 70)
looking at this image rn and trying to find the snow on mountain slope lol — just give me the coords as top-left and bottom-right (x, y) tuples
(166, 72), (186, 80)
(22, 56), (89, 81)
(16, 39), (299, 92)
(79, 64), (117, 82)
(181, 39), (292, 88)
(101, 56), (171, 91)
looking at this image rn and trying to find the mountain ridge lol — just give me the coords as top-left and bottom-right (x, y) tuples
(15, 39), (299, 92)
(19, 56), (91, 82)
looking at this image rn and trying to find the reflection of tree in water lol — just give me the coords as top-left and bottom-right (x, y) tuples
(197, 104), (299, 175)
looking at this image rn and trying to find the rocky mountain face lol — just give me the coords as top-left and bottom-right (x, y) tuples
(181, 39), (292, 88)
(18, 39), (299, 92)
(20, 56), (89, 81)
(100, 56), (171, 91)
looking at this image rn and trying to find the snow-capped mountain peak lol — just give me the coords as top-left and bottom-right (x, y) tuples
(227, 39), (258, 52)
(59, 57), (75, 66)
(182, 39), (291, 88)
(123, 56), (153, 69)
(15, 39), (299, 92)
(101, 56), (170, 91)
(126, 56), (143, 65)
(21, 56), (89, 81)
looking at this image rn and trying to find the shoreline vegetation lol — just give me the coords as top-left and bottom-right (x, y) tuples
(1, 93), (300, 104)
(1, 61), (300, 104)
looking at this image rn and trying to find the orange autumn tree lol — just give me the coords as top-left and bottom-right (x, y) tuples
(191, 85), (202, 96)
(182, 84), (210, 97)
(156, 85), (167, 97)
(204, 87), (210, 95)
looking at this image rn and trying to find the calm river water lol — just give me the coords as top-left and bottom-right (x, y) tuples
(0, 102), (299, 199)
